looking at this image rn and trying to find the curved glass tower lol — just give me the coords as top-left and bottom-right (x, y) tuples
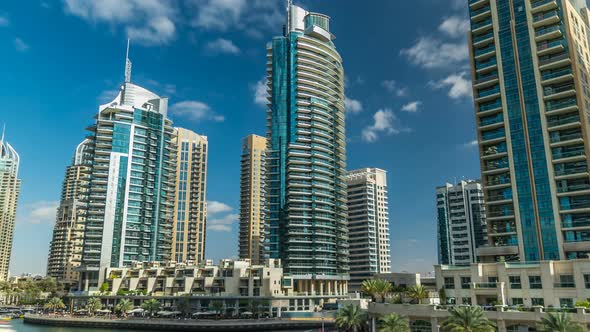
(266, 3), (349, 295)
(0, 133), (20, 281)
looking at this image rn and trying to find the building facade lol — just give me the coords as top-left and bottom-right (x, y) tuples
(469, 0), (590, 262)
(171, 128), (208, 264)
(436, 180), (487, 266)
(346, 168), (391, 290)
(239, 134), (267, 264)
(47, 140), (91, 289)
(265, 3), (349, 294)
(436, 260), (590, 308)
(0, 134), (20, 281)
(79, 74), (176, 290)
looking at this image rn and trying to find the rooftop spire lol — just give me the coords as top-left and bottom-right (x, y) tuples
(124, 39), (132, 83)
(286, 0), (292, 34)
(0, 124), (5, 143)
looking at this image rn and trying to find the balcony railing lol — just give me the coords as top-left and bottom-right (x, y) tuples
(542, 67), (573, 81)
(473, 282), (498, 288)
(546, 98), (577, 112)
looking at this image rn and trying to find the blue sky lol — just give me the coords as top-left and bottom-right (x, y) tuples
(0, 0), (481, 276)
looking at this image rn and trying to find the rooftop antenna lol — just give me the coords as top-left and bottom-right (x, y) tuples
(124, 39), (132, 83)
(286, 0), (292, 34)
(0, 124), (5, 143)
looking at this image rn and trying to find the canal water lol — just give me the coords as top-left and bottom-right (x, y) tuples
(6, 320), (315, 331)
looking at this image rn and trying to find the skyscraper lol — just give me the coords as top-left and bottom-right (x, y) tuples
(239, 134), (267, 264)
(469, 0), (590, 261)
(79, 52), (176, 290)
(346, 168), (391, 291)
(171, 128), (208, 264)
(0, 132), (20, 281)
(47, 140), (91, 289)
(265, 3), (349, 295)
(436, 180), (487, 266)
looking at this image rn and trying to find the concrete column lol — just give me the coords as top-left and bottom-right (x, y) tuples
(496, 319), (506, 332)
(327, 281), (332, 295)
(311, 281), (315, 295)
(320, 282), (324, 295)
(430, 317), (438, 332)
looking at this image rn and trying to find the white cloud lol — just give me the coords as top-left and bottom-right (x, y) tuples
(17, 201), (59, 224)
(207, 201), (233, 215)
(126, 16), (175, 46)
(381, 80), (408, 97)
(97, 89), (120, 103)
(362, 109), (409, 143)
(254, 79), (268, 107)
(429, 72), (473, 99)
(345, 97), (363, 114)
(63, 0), (176, 46)
(0, 16), (9, 27)
(190, 0), (283, 34)
(14, 38), (29, 52)
(401, 37), (468, 69)
(401, 101), (422, 113)
(208, 213), (239, 232)
(205, 38), (241, 55)
(170, 100), (224, 122)
(462, 139), (479, 148)
(438, 16), (469, 39)
(192, 0), (246, 30)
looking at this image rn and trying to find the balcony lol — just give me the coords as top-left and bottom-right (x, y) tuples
(543, 84), (575, 101)
(477, 245), (519, 256)
(532, 11), (560, 28)
(531, 0), (558, 13)
(479, 114), (504, 129)
(474, 74), (499, 89)
(473, 31), (494, 48)
(547, 114), (581, 131)
(537, 39), (565, 56)
(535, 25), (563, 42)
(480, 129), (506, 144)
(474, 45), (496, 60)
(475, 86), (500, 102)
(470, 6), (492, 22)
(472, 18), (493, 35)
(469, 0), (490, 9)
(539, 52), (571, 70)
(552, 148), (585, 162)
(477, 100), (503, 116)
(545, 98), (578, 116)
(550, 132), (583, 147)
(541, 67), (573, 85)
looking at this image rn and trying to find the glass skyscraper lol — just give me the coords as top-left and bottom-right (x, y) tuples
(265, 3), (349, 295)
(0, 132), (20, 281)
(469, 0), (590, 261)
(79, 74), (176, 290)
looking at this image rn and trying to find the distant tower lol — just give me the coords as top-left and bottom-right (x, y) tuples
(239, 134), (267, 264)
(0, 130), (21, 281)
(47, 140), (91, 290)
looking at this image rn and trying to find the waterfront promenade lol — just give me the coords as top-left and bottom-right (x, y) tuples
(24, 314), (334, 331)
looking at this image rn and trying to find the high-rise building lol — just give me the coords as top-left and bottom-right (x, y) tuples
(265, 3), (349, 295)
(0, 132), (20, 281)
(346, 168), (391, 290)
(436, 180), (487, 266)
(469, 0), (590, 261)
(78, 53), (176, 290)
(239, 134), (267, 264)
(47, 140), (91, 289)
(171, 128), (208, 264)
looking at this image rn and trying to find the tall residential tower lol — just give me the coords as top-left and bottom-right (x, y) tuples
(171, 128), (208, 264)
(469, 0), (590, 261)
(239, 134), (267, 264)
(436, 180), (487, 265)
(0, 133), (20, 281)
(265, 3), (349, 294)
(47, 140), (91, 289)
(346, 168), (391, 290)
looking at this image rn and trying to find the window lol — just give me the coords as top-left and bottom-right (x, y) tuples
(532, 298), (544, 306)
(462, 297), (472, 305)
(488, 276), (498, 287)
(511, 298), (523, 306)
(444, 277), (455, 289)
(558, 275), (575, 288)
(461, 277), (471, 289)
(529, 275), (542, 289)
(584, 274), (590, 288)
(509, 276), (521, 289)
(560, 298), (574, 308)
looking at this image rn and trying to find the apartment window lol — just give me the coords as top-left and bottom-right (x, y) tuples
(560, 298), (574, 308)
(532, 298), (544, 306)
(462, 297), (472, 305)
(511, 298), (523, 306)
(461, 276), (471, 289)
(509, 276), (521, 289)
(488, 276), (498, 287)
(444, 277), (455, 289)
(584, 274), (590, 288)
(557, 275), (575, 288)
(529, 275), (542, 289)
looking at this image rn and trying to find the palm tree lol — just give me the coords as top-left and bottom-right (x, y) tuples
(335, 304), (367, 332)
(86, 297), (103, 316)
(538, 312), (585, 332)
(379, 313), (410, 332)
(374, 279), (393, 303)
(115, 299), (133, 317)
(441, 306), (495, 332)
(406, 285), (429, 304)
(141, 299), (160, 317)
(44, 297), (65, 313)
(361, 279), (378, 302)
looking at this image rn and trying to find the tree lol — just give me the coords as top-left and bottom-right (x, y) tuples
(538, 312), (585, 332)
(115, 299), (133, 317)
(99, 283), (110, 295)
(86, 297), (103, 316)
(374, 280), (393, 303)
(176, 298), (192, 318)
(406, 285), (429, 304)
(211, 300), (224, 319)
(439, 288), (447, 305)
(44, 297), (65, 313)
(335, 304), (367, 332)
(248, 300), (262, 318)
(361, 279), (378, 302)
(441, 306), (495, 332)
(379, 313), (410, 332)
(141, 299), (160, 317)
